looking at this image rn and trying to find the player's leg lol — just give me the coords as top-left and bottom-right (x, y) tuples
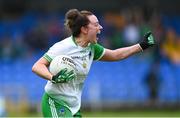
(42, 93), (52, 117)
(73, 110), (82, 118)
(41, 93), (73, 117)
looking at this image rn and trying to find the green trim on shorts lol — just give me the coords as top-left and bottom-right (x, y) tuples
(73, 110), (82, 118)
(42, 93), (73, 117)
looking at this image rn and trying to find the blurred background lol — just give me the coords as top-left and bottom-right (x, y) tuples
(0, 0), (180, 117)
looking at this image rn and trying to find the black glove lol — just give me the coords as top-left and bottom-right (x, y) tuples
(51, 68), (76, 83)
(139, 31), (155, 50)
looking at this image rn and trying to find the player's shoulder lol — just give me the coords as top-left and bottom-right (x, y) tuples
(53, 36), (74, 47)
(90, 43), (104, 50)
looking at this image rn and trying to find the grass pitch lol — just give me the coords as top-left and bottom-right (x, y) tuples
(7, 109), (180, 117)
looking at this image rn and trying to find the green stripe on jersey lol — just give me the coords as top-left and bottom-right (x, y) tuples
(43, 54), (52, 62)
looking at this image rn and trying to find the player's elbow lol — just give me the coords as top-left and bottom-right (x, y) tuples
(32, 63), (38, 73)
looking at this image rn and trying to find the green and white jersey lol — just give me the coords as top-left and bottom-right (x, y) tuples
(43, 36), (105, 115)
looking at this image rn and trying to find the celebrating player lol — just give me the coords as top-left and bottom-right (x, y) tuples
(32, 9), (155, 117)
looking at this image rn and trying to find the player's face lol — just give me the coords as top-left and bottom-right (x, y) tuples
(87, 15), (103, 44)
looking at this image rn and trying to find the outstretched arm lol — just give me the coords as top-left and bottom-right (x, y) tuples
(100, 44), (142, 61)
(100, 32), (155, 61)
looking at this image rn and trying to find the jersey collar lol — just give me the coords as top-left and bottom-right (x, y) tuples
(71, 36), (91, 48)
(72, 36), (77, 46)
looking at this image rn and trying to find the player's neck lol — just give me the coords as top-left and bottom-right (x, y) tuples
(75, 37), (89, 47)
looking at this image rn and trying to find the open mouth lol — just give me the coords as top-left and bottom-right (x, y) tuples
(96, 31), (101, 40)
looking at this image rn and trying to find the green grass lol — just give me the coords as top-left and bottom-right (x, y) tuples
(82, 110), (180, 117)
(7, 109), (180, 117)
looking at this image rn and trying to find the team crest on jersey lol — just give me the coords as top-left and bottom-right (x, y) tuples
(58, 108), (65, 116)
(83, 62), (87, 68)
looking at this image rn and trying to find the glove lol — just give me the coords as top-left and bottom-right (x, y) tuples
(139, 31), (155, 50)
(51, 68), (76, 83)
